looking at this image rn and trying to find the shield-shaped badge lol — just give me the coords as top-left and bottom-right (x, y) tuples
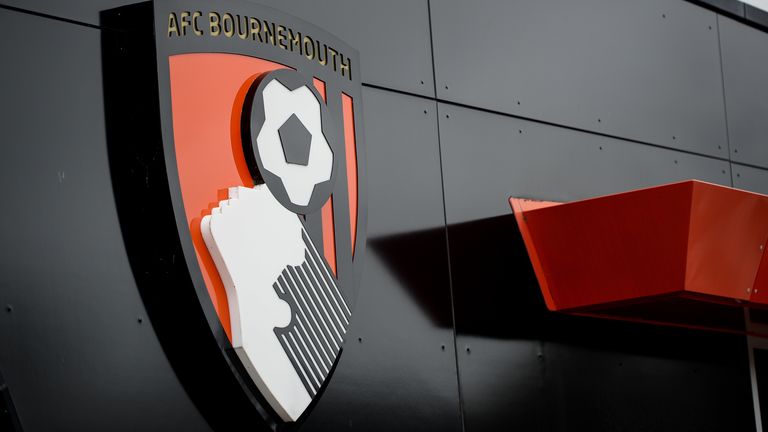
(102, 0), (366, 428)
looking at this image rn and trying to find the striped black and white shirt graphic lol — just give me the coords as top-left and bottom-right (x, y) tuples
(273, 230), (351, 398)
(201, 185), (350, 422)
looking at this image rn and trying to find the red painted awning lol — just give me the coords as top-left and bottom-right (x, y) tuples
(510, 180), (768, 333)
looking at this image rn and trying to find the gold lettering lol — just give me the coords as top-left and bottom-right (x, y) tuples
(168, 12), (180, 37)
(288, 29), (301, 53)
(192, 11), (203, 36)
(277, 25), (288, 49)
(236, 14), (248, 39)
(249, 17), (262, 42)
(328, 47), (339, 71)
(209, 12), (221, 36)
(262, 20), (276, 45)
(303, 35), (315, 60)
(222, 13), (234, 37)
(316, 41), (327, 65)
(180, 11), (191, 36)
(339, 53), (352, 80)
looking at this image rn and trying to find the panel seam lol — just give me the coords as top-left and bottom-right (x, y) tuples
(427, 0), (466, 431)
(361, 83), (735, 166)
(716, 15), (736, 187)
(0, 3), (100, 29)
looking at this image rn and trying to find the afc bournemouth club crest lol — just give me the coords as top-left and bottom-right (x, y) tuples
(102, 0), (366, 429)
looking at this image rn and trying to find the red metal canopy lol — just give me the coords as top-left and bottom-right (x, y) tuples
(510, 180), (768, 333)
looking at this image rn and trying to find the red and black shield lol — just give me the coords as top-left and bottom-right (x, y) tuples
(102, 0), (366, 429)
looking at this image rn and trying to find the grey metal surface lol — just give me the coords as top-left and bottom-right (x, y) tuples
(720, 15), (768, 169)
(254, 0), (435, 97)
(0, 0), (436, 97)
(296, 87), (462, 432)
(431, 0), (728, 157)
(734, 164), (768, 195)
(362, 89), (446, 237)
(0, 0), (129, 25)
(0, 8), (211, 432)
(438, 103), (732, 225)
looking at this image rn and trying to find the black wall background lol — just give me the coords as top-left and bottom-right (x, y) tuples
(1, 0), (767, 431)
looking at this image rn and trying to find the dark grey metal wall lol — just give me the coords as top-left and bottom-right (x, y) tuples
(0, 7), (210, 431)
(1, 0), (767, 431)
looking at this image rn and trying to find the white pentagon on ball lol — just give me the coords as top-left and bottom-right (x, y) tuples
(256, 79), (333, 207)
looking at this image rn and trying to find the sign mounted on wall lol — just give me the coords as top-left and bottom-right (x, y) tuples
(102, 0), (366, 428)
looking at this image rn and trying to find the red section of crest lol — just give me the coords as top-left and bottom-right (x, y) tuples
(312, 79), (338, 276)
(322, 196), (338, 276)
(168, 53), (354, 340)
(342, 93), (358, 257)
(510, 181), (768, 333)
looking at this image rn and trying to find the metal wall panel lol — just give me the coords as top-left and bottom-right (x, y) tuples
(734, 164), (768, 195)
(0, 9), (212, 432)
(255, 0), (435, 97)
(439, 105), (755, 432)
(438, 103), (732, 225)
(448, 208), (756, 432)
(0, 0), (436, 97)
(0, 0), (127, 25)
(296, 88), (462, 432)
(720, 16), (768, 169)
(431, 0), (728, 157)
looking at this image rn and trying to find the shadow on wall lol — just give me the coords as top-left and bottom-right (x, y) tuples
(372, 213), (755, 365)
